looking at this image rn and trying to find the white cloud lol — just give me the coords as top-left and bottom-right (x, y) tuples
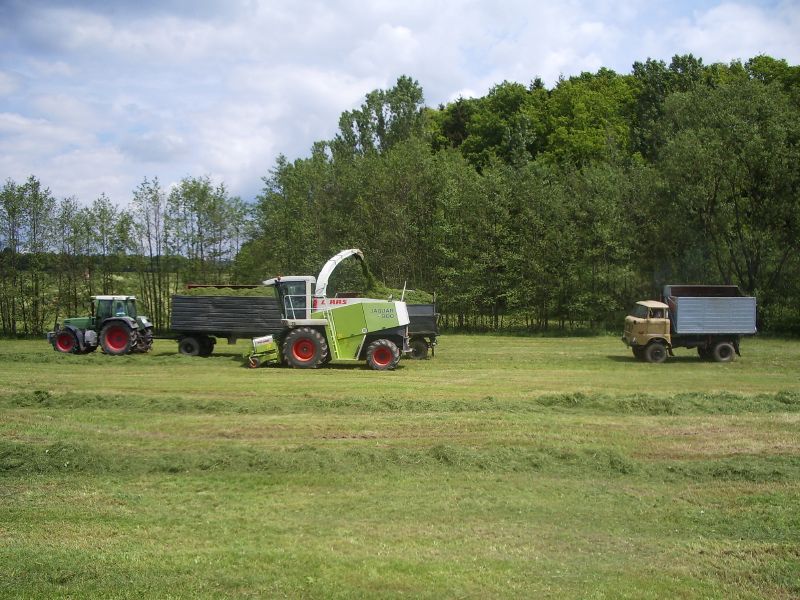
(0, 0), (798, 206)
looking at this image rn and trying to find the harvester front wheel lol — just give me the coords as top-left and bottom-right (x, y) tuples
(366, 339), (400, 371)
(54, 330), (79, 354)
(284, 327), (328, 368)
(100, 323), (133, 355)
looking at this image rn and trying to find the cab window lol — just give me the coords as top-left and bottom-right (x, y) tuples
(632, 305), (649, 319)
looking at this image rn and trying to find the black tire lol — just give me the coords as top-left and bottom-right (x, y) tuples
(178, 336), (201, 356)
(54, 329), (79, 354)
(366, 339), (401, 371)
(283, 327), (328, 368)
(644, 342), (667, 364)
(712, 341), (736, 363)
(198, 336), (215, 357)
(100, 322), (134, 355)
(134, 327), (154, 353)
(409, 337), (429, 360)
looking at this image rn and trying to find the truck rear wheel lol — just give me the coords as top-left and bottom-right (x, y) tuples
(712, 341), (736, 363)
(284, 327), (328, 368)
(644, 342), (667, 364)
(100, 323), (133, 355)
(366, 339), (401, 371)
(54, 330), (79, 354)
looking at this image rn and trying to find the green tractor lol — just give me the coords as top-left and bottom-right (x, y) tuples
(47, 295), (154, 355)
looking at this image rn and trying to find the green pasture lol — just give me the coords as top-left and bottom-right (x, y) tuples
(1, 335), (799, 598)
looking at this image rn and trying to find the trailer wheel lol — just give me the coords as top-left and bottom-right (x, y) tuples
(409, 337), (429, 360)
(178, 336), (201, 356)
(644, 342), (667, 364)
(100, 323), (133, 355)
(284, 327), (328, 368)
(54, 330), (79, 354)
(712, 341), (736, 363)
(366, 339), (401, 371)
(198, 335), (215, 357)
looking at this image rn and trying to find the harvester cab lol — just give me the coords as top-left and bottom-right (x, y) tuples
(255, 249), (410, 370)
(48, 295), (154, 356)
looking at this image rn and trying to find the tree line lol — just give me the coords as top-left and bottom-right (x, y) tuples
(0, 176), (247, 334)
(2, 53), (799, 335)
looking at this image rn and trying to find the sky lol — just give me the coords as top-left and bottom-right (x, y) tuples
(1, 0), (799, 205)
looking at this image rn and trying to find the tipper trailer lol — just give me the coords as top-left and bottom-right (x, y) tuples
(622, 285), (756, 363)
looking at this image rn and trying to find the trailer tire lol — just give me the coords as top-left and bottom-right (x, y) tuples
(284, 327), (328, 369)
(712, 341), (736, 363)
(100, 323), (133, 355)
(178, 336), (201, 356)
(409, 337), (429, 360)
(366, 339), (401, 371)
(54, 330), (79, 354)
(645, 342), (667, 364)
(198, 335), (215, 357)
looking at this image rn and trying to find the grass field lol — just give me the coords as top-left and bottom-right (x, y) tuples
(1, 335), (799, 599)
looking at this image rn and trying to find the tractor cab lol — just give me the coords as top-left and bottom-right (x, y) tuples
(93, 296), (138, 322)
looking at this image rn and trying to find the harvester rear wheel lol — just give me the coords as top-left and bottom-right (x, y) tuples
(284, 327), (328, 368)
(366, 339), (400, 371)
(54, 330), (79, 354)
(100, 323), (133, 355)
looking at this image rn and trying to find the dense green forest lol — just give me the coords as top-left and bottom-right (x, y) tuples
(2, 54), (799, 335)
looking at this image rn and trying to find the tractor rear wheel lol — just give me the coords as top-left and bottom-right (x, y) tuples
(178, 336), (201, 356)
(54, 330), (79, 354)
(283, 327), (328, 368)
(366, 339), (401, 371)
(100, 323), (133, 355)
(409, 337), (429, 360)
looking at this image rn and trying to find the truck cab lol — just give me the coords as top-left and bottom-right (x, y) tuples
(622, 301), (671, 362)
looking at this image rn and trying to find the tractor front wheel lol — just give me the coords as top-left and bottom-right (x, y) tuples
(100, 323), (133, 355)
(54, 330), (79, 354)
(283, 327), (328, 368)
(366, 339), (401, 371)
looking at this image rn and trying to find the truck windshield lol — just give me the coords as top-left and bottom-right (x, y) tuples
(631, 305), (649, 319)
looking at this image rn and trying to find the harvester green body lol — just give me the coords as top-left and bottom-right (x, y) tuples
(247, 249), (410, 370)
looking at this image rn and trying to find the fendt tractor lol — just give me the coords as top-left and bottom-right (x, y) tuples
(622, 285), (757, 363)
(173, 249), (411, 370)
(48, 295), (154, 355)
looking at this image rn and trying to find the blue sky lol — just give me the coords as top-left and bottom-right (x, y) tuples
(1, 0), (798, 205)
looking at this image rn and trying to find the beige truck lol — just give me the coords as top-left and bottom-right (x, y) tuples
(622, 285), (757, 364)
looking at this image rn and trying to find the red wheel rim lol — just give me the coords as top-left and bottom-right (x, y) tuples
(55, 332), (75, 352)
(292, 338), (315, 362)
(105, 326), (129, 352)
(372, 346), (393, 367)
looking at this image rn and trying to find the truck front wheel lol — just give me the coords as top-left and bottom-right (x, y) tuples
(645, 342), (667, 364)
(712, 341), (736, 363)
(284, 327), (328, 368)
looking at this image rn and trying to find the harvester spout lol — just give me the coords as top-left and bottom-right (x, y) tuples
(315, 249), (364, 297)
